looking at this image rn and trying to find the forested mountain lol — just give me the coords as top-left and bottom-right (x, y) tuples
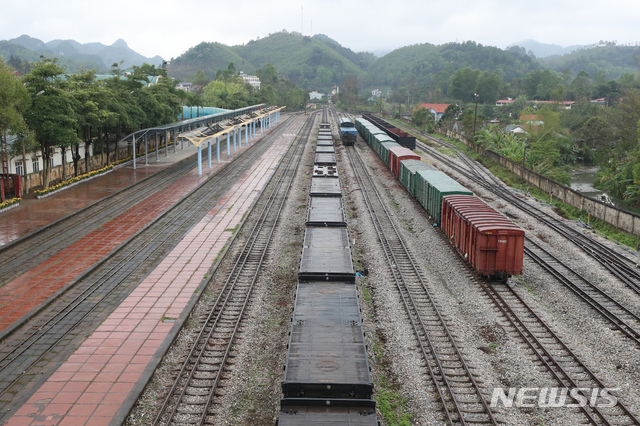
(169, 42), (247, 81)
(508, 39), (583, 58)
(3, 32), (639, 102)
(542, 42), (640, 80)
(0, 35), (163, 74)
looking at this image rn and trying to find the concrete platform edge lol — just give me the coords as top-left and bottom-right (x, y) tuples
(109, 134), (291, 426)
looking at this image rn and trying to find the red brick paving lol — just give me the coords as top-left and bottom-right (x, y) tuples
(0, 142), (256, 332)
(6, 122), (295, 425)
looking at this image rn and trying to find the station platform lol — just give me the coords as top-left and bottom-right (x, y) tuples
(4, 118), (297, 425)
(0, 137), (259, 333)
(2, 141), (210, 246)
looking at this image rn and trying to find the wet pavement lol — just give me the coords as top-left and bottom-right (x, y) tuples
(0, 145), (201, 246)
(5, 119), (295, 426)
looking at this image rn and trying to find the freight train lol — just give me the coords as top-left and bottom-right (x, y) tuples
(355, 115), (524, 280)
(278, 117), (378, 425)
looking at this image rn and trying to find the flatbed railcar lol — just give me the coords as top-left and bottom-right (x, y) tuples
(306, 196), (345, 227)
(355, 116), (525, 280)
(279, 113), (376, 425)
(315, 145), (335, 154)
(314, 152), (337, 166)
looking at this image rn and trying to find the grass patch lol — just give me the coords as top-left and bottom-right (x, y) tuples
(371, 344), (413, 426)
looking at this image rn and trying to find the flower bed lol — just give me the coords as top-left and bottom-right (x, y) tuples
(35, 164), (116, 198)
(0, 198), (21, 214)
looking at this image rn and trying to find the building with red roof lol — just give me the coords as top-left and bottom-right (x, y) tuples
(419, 103), (450, 121)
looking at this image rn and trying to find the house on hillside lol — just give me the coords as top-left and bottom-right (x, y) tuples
(420, 103), (450, 121)
(309, 91), (324, 101)
(504, 124), (526, 134)
(496, 99), (575, 110)
(176, 82), (193, 92)
(519, 114), (544, 132)
(239, 72), (261, 90)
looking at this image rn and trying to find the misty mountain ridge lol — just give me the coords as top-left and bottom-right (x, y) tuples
(4, 35), (163, 71)
(508, 39), (584, 58)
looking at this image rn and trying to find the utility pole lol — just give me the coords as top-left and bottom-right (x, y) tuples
(473, 91), (479, 142)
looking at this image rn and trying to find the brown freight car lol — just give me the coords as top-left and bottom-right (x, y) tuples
(441, 195), (525, 280)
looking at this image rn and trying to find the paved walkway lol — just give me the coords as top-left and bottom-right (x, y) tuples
(6, 124), (296, 425)
(0, 145), (198, 246)
(0, 139), (258, 332)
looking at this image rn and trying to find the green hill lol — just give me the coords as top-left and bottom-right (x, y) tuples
(542, 43), (640, 80)
(169, 31), (363, 92)
(169, 41), (247, 82)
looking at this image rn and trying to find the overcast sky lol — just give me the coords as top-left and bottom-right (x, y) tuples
(1, 0), (639, 60)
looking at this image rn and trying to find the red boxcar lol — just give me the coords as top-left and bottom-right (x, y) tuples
(441, 195), (524, 280)
(388, 146), (420, 178)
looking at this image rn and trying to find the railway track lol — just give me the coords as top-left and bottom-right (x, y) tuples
(0, 150), (201, 286)
(478, 279), (640, 425)
(345, 141), (498, 425)
(394, 125), (640, 424)
(414, 134), (640, 292)
(152, 113), (314, 426)
(524, 238), (640, 345)
(0, 118), (297, 421)
(406, 134), (640, 346)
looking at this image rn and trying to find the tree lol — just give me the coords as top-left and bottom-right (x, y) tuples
(581, 116), (612, 150)
(0, 57), (33, 193)
(476, 71), (503, 104)
(412, 106), (431, 128)
(23, 58), (79, 188)
(449, 67), (480, 102)
(340, 76), (359, 110)
(193, 69), (209, 87)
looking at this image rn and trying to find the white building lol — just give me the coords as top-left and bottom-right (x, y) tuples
(7, 135), (93, 176)
(239, 72), (261, 90)
(309, 91), (324, 100)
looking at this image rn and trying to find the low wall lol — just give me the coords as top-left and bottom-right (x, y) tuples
(442, 130), (640, 236)
(10, 144), (132, 194)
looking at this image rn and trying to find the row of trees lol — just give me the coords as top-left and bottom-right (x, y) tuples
(1, 57), (308, 192)
(181, 63), (308, 112)
(385, 65), (640, 110)
(1, 56), (183, 189)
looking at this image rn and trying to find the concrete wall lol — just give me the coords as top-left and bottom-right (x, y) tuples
(443, 130), (640, 236)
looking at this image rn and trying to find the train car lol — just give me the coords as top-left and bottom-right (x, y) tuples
(279, 118), (376, 425)
(399, 159), (434, 197)
(279, 281), (376, 425)
(314, 152), (336, 166)
(415, 170), (473, 225)
(317, 135), (334, 146)
(441, 195), (525, 280)
(316, 145), (335, 154)
(362, 113), (416, 149)
(306, 196), (345, 227)
(310, 177), (342, 197)
(379, 141), (401, 167)
(299, 227), (355, 281)
(388, 146), (421, 178)
(339, 117), (357, 146)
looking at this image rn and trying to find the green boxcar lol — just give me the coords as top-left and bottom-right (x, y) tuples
(399, 159), (434, 197)
(379, 141), (400, 166)
(367, 127), (387, 147)
(415, 170), (473, 225)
